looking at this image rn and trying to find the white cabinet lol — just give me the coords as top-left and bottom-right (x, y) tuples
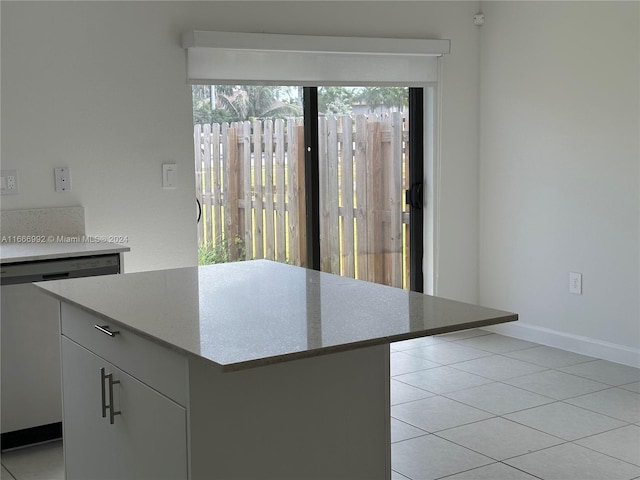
(59, 303), (390, 480)
(60, 305), (188, 480)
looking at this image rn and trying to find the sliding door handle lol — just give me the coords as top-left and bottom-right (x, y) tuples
(405, 183), (423, 210)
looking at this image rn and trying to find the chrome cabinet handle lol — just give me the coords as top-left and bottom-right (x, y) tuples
(100, 367), (121, 425)
(94, 324), (120, 337)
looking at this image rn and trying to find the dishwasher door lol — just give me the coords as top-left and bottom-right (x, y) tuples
(0, 253), (122, 449)
(1, 283), (62, 438)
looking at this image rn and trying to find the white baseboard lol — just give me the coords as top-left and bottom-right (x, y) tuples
(482, 322), (640, 368)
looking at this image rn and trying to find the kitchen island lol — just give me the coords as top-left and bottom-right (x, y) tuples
(37, 260), (517, 480)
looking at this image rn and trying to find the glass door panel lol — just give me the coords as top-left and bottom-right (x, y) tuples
(317, 87), (412, 290)
(193, 85), (304, 266)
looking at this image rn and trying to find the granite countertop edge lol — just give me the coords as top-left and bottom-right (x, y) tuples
(34, 282), (518, 373)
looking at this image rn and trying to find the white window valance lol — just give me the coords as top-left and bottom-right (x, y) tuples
(181, 31), (450, 86)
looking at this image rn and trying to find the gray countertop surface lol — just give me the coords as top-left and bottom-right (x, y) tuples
(0, 241), (130, 263)
(36, 260), (517, 371)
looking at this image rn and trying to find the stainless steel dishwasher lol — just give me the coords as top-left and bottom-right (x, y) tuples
(1, 253), (122, 450)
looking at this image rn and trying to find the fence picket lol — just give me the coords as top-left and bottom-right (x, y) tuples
(226, 124), (239, 260)
(220, 123), (229, 250)
(341, 116), (355, 278)
(318, 116), (330, 273)
(202, 124), (213, 247)
(211, 124), (222, 246)
(327, 116), (340, 275)
(287, 118), (299, 265)
(241, 121), (252, 260)
(275, 119), (286, 262)
(264, 120), (275, 260)
(253, 120), (264, 260)
(390, 112), (403, 287)
(379, 116), (393, 286)
(354, 115), (368, 282)
(368, 116), (382, 284)
(296, 124), (306, 267)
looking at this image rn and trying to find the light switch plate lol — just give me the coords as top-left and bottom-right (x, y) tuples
(54, 167), (71, 192)
(163, 164), (176, 188)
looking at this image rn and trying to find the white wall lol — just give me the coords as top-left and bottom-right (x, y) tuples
(479, 1), (640, 365)
(1, 1), (482, 301)
(1, 2), (198, 272)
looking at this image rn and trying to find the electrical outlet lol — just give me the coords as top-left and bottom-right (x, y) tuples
(0, 169), (19, 195)
(569, 272), (582, 295)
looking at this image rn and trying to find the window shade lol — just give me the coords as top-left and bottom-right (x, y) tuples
(182, 31), (450, 86)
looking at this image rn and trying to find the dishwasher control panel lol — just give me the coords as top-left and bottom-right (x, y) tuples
(0, 254), (120, 285)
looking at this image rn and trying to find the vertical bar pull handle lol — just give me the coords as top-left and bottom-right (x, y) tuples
(108, 374), (121, 425)
(100, 367), (122, 424)
(100, 368), (108, 418)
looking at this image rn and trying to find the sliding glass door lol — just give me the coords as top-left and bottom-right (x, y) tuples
(308, 86), (423, 291)
(192, 84), (424, 291)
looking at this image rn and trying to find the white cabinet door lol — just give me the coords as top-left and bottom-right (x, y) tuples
(62, 337), (188, 480)
(62, 337), (120, 480)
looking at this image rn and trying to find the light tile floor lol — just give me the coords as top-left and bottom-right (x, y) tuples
(1, 330), (639, 480)
(390, 330), (640, 480)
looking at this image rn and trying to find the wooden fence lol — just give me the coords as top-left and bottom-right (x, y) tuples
(194, 112), (411, 288)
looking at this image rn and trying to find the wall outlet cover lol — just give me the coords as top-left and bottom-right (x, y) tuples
(1, 169), (19, 195)
(55, 167), (71, 192)
(569, 272), (582, 295)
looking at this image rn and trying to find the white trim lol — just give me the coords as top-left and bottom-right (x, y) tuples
(483, 322), (640, 368)
(182, 31), (450, 57)
(431, 57), (444, 297)
(423, 86), (435, 296)
(182, 31), (449, 86)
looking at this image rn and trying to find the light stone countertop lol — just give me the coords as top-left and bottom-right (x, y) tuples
(36, 260), (517, 371)
(0, 241), (130, 264)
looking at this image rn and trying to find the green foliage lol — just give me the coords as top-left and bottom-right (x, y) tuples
(192, 84), (302, 124)
(192, 85), (235, 124)
(317, 86), (408, 115)
(193, 85), (408, 124)
(318, 87), (354, 115)
(354, 86), (408, 113)
(198, 237), (247, 265)
(193, 105), (233, 125)
(198, 242), (229, 265)
(234, 236), (246, 261)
